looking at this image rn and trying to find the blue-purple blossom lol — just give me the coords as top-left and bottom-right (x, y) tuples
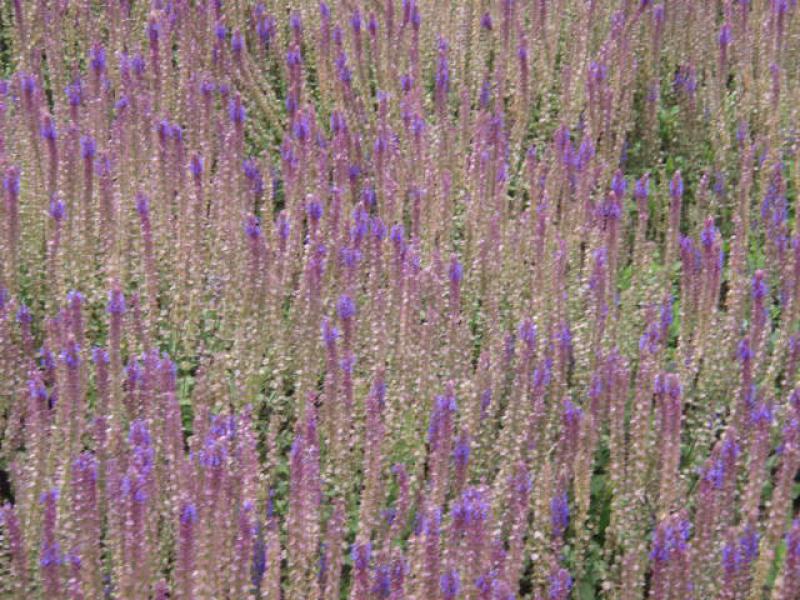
(439, 568), (460, 600)
(337, 295), (355, 320)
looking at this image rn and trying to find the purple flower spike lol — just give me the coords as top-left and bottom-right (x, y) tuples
(228, 95), (247, 126)
(107, 288), (126, 315)
(337, 295), (356, 321)
(89, 43), (106, 75)
(351, 541), (371, 570)
(439, 569), (460, 600)
(49, 197), (65, 222)
(669, 170), (684, 200)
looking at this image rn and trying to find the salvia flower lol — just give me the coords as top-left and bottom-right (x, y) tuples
(550, 492), (570, 539)
(669, 170), (684, 200)
(650, 516), (691, 563)
(719, 23), (732, 49)
(231, 29), (244, 55)
(49, 197), (65, 221)
(449, 255), (464, 302)
(16, 303), (31, 325)
(337, 294), (355, 321)
(228, 95), (247, 125)
(40, 115), (57, 141)
(452, 433), (470, 470)
(80, 135), (96, 160)
(548, 567), (573, 600)
(190, 154), (204, 179)
(135, 193), (149, 217)
(65, 79), (82, 106)
(4, 166), (20, 196)
(351, 541), (371, 570)
(107, 288), (126, 315)
(439, 569), (460, 600)
(244, 215), (261, 240)
(611, 169), (626, 199)
(89, 43), (106, 75)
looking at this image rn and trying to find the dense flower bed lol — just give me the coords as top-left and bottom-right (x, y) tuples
(1, 1), (800, 598)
